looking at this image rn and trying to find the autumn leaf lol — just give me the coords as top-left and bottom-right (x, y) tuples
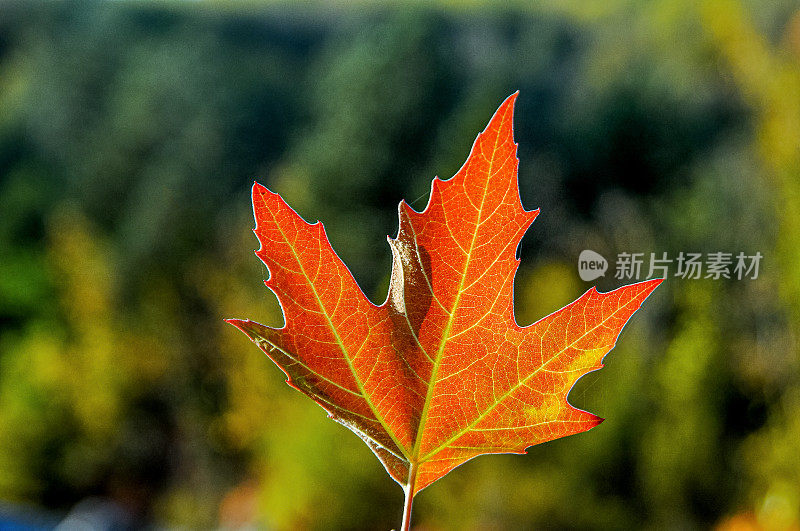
(227, 92), (661, 527)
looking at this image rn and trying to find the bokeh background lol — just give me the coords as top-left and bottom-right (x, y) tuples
(1, 1), (799, 529)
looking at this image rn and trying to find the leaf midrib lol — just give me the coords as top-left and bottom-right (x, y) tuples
(409, 116), (506, 463)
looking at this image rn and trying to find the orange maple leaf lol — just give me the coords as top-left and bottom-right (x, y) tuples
(228, 93), (661, 527)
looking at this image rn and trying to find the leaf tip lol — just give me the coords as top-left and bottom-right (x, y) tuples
(639, 277), (664, 299)
(502, 91), (520, 118)
(225, 318), (252, 337)
(251, 180), (268, 196)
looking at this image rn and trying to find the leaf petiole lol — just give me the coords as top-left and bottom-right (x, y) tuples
(401, 462), (418, 531)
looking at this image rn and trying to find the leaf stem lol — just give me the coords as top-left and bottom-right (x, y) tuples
(401, 462), (418, 531)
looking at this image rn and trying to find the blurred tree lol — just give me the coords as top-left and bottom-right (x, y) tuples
(701, 0), (800, 527)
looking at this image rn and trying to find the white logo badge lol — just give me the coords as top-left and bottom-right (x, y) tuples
(578, 250), (608, 281)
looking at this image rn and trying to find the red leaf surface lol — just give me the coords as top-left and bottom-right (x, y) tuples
(228, 93), (661, 501)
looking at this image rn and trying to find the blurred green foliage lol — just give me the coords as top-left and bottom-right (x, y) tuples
(0, 1), (798, 529)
